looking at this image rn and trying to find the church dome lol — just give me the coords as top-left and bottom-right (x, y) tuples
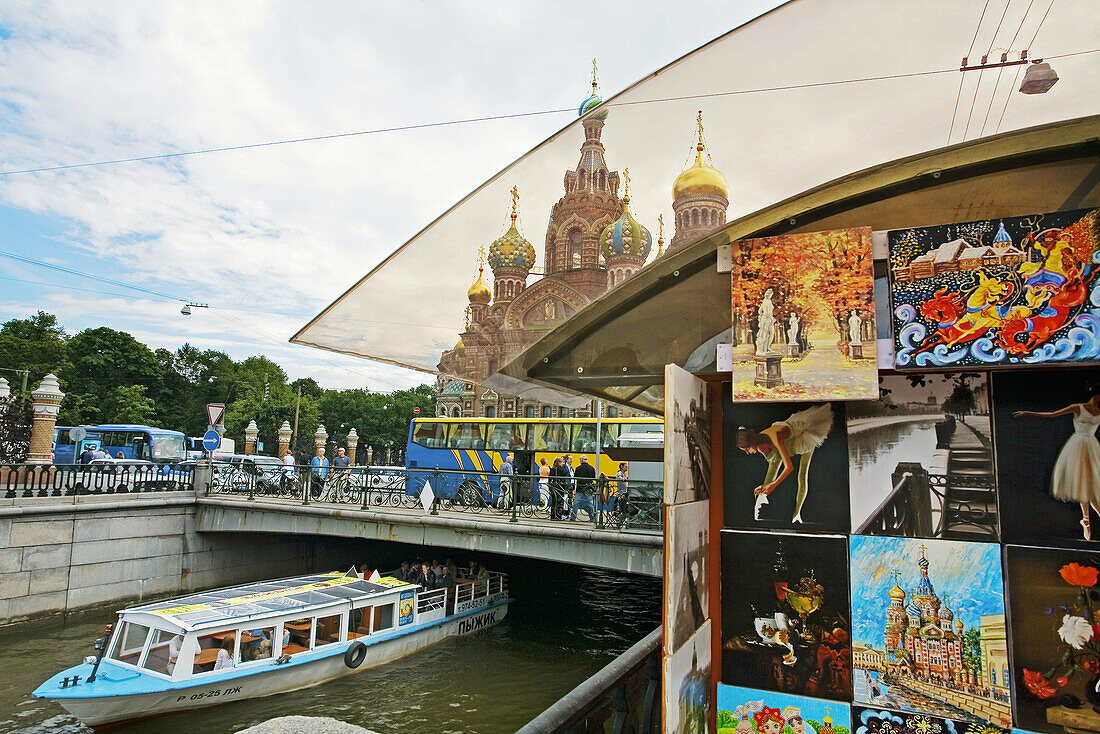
(601, 196), (652, 260)
(673, 148), (729, 200)
(467, 265), (491, 304)
(579, 64), (608, 120)
(888, 582), (906, 602)
(454, 338), (466, 352)
(488, 223), (536, 272)
(938, 601), (954, 621)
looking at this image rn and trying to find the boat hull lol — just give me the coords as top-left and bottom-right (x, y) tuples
(50, 601), (508, 726)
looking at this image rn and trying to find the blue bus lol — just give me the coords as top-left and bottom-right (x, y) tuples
(53, 425), (188, 465)
(405, 416), (663, 503)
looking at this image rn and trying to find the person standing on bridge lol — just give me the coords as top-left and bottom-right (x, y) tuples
(310, 447), (330, 499)
(498, 453), (513, 509)
(570, 455), (598, 523)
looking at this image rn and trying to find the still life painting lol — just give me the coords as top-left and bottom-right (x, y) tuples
(889, 209), (1100, 369)
(721, 530), (852, 701)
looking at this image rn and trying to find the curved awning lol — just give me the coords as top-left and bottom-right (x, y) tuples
(503, 115), (1100, 413)
(291, 0), (1100, 388)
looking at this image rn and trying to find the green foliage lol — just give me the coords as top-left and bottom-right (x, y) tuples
(0, 312), (433, 461)
(0, 397), (33, 462)
(717, 711), (736, 729)
(962, 627), (983, 674)
(0, 310), (68, 390)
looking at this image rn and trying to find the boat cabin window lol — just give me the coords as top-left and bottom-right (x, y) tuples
(241, 626), (276, 662)
(141, 629), (178, 675)
(283, 618), (313, 653)
(315, 613), (343, 647)
(109, 621), (151, 666)
(350, 605), (369, 638)
(194, 631), (237, 673)
(373, 603), (395, 632)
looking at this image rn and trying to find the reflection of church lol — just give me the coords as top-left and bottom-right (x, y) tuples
(882, 545), (966, 683)
(436, 73), (729, 418)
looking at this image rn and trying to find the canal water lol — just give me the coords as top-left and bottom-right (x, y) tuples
(0, 556), (661, 734)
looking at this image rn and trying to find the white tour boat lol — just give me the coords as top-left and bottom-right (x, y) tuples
(34, 569), (510, 726)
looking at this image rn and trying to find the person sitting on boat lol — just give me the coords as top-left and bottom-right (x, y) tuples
(467, 560), (481, 579)
(445, 557), (458, 580)
(437, 565), (455, 589)
(395, 560), (412, 581)
(417, 562), (437, 589)
(214, 635), (235, 671)
(167, 634), (183, 674)
(476, 562), (489, 583)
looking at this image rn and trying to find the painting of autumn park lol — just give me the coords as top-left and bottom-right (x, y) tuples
(730, 227), (878, 401)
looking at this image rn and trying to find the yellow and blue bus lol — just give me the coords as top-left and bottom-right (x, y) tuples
(404, 416), (663, 502)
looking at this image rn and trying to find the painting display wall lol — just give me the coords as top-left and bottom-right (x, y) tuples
(666, 364), (713, 505)
(888, 209), (1100, 370)
(720, 530), (852, 702)
(730, 227), (878, 402)
(724, 396), (850, 532)
(847, 373), (996, 539)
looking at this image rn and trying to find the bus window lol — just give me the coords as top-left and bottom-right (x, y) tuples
(572, 424), (598, 453)
(600, 423), (623, 448)
(447, 423), (486, 450)
(530, 423), (569, 452)
(412, 422), (447, 448)
(486, 423), (527, 451)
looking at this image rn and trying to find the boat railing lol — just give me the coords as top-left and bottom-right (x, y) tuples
(417, 587), (447, 615)
(454, 572), (508, 605)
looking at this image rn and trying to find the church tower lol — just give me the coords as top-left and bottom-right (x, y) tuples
(669, 111), (729, 255)
(601, 169), (653, 288)
(884, 570), (907, 651)
(488, 187), (536, 304)
(544, 61), (624, 299)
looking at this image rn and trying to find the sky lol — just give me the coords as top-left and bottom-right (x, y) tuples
(0, 0), (786, 391)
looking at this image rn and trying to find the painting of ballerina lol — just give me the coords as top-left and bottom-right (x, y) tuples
(731, 227), (877, 401)
(723, 397), (850, 532)
(889, 208), (1100, 369)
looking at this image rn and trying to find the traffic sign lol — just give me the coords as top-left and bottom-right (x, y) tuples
(69, 427), (87, 443)
(202, 429), (222, 451)
(205, 403), (226, 427)
(413, 407), (420, 415)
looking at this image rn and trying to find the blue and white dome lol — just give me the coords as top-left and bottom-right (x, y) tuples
(601, 199), (652, 260)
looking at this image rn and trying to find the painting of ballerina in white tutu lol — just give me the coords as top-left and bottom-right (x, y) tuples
(994, 369), (1100, 548)
(724, 398), (850, 532)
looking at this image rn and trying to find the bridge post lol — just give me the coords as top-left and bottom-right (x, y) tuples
(347, 428), (359, 465)
(26, 374), (64, 466)
(277, 420), (292, 459)
(431, 468), (440, 515)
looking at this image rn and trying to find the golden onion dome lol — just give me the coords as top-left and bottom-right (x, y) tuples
(466, 265), (491, 304)
(888, 582), (906, 601)
(673, 147), (729, 201)
(454, 338), (466, 352)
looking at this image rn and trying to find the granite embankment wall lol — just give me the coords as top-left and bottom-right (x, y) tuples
(0, 492), (362, 626)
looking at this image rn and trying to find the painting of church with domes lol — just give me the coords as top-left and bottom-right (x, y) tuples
(849, 536), (1010, 729)
(435, 68), (730, 419)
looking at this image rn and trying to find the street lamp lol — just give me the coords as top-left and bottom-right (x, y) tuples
(180, 302), (210, 316)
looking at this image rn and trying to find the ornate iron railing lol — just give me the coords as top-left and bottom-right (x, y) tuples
(209, 464), (664, 532)
(517, 626), (661, 734)
(1, 462), (195, 498)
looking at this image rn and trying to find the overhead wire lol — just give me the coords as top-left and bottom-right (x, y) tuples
(949, 0), (990, 143)
(996, 0), (1056, 133)
(980, 0), (1035, 137)
(963, 0), (1013, 142)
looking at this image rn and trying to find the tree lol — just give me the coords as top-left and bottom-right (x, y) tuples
(290, 377), (324, 399)
(962, 627), (983, 676)
(942, 375), (979, 418)
(0, 311), (68, 390)
(61, 327), (163, 424)
(716, 710), (736, 729)
(102, 385), (157, 424)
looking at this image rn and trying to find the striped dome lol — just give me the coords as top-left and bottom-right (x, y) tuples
(601, 200), (652, 260)
(488, 223), (536, 272)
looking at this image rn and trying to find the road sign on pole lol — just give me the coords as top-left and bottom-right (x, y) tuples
(202, 429), (222, 452)
(413, 407), (420, 415)
(205, 403), (226, 427)
(69, 427), (87, 443)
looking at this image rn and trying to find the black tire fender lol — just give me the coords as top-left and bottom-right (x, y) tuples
(344, 640), (367, 668)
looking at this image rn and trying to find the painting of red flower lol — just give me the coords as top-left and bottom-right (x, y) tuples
(1023, 669), (1058, 699)
(1060, 563), (1099, 587)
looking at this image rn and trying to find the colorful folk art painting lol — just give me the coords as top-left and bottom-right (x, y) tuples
(720, 530), (852, 702)
(665, 620), (712, 734)
(730, 227), (877, 401)
(717, 684), (851, 734)
(848, 536), (1009, 729)
(992, 369), (1100, 549)
(666, 500), (710, 657)
(851, 706), (1006, 734)
(723, 395), (850, 533)
(847, 373), (996, 540)
(1004, 545), (1100, 734)
(889, 209), (1100, 369)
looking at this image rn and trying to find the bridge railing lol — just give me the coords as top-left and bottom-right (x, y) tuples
(2, 462), (195, 498)
(208, 464), (664, 532)
(517, 626), (661, 734)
